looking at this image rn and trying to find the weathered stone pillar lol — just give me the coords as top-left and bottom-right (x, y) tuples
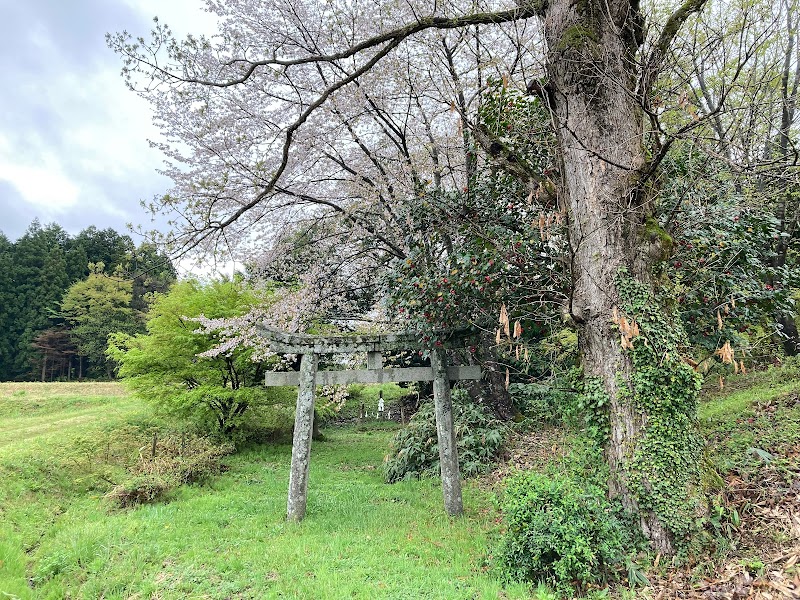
(430, 348), (463, 516)
(287, 352), (317, 521)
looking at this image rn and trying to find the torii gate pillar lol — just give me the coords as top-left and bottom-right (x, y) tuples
(286, 352), (317, 521)
(431, 347), (463, 516)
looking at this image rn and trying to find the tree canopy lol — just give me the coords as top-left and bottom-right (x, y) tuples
(0, 221), (176, 381)
(109, 0), (800, 554)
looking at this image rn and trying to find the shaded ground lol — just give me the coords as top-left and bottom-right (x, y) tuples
(646, 389), (800, 599)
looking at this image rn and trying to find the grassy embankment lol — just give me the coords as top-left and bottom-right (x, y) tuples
(0, 382), (529, 599)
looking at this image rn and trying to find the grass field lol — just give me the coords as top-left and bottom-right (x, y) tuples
(0, 382), (530, 599)
(1, 369), (798, 599)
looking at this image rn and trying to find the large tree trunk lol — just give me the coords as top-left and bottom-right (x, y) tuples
(544, 0), (698, 554)
(463, 332), (515, 420)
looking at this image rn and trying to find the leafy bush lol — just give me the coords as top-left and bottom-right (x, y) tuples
(384, 389), (505, 482)
(496, 472), (637, 594)
(108, 279), (295, 441)
(509, 383), (569, 424)
(509, 366), (584, 426)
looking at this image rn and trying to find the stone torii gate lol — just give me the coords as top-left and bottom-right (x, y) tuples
(258, 325), (481, 521)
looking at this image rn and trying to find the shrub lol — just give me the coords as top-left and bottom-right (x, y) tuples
(509, 382), (567, 424)
(105, 434), (234, 508)
(107, 279), (295, 442)
(384, 389), (505, 482)
(106, 474), (171, 508)
(496, 472), (636, 594)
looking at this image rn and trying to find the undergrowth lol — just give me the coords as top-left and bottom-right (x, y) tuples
(496, 472), (644, 594)
(384, 389), (505, 482)
(106, 434), (234, 508)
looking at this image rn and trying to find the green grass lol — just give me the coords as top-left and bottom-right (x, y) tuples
(0, 382), (530, 599)
(5, 368), (798, 599)
(700, 376), (800, 479)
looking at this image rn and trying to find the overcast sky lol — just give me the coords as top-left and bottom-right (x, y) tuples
(0, 0), (217, 244)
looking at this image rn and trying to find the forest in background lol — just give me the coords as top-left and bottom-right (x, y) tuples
(0, 220), (175, 382)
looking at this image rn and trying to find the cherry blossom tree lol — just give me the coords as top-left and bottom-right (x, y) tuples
(109, 0), (780, 552)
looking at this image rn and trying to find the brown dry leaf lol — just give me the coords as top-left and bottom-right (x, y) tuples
(495, 328), (501, 345)
(505, 368), (510, 390)
(718, 310), (724, 331)
(720, 375), (725, 390)
(716, 340), (735, 364)
(500, 304), (510, 338)
(499, 304), (508, 327)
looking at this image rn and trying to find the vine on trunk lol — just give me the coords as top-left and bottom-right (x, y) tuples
(615, 268), (703, 545)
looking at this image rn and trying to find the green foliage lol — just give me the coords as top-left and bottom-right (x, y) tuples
(496, 472), (638, 593)
(667, 202), (796, 352)
(508, 366), (615, 451)
(0, 221), (175, 381)
(384, 389), (505, 482)
(508, 365), (581, 425)
(477, 79), (558, 178)
(60, 263), (141, 377)
(125, 242), (177, 313)
(658, 147), (798, 357)
(616, 269), (704, 544)
(5, 221), (73, 377)
(108, 279), (292, 441)
(508, 382), (562, 423)
(384, 83), (564, 340)
(571, 375), (612, 446)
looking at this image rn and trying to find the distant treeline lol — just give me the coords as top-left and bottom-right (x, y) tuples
(0, 220), (176, 381)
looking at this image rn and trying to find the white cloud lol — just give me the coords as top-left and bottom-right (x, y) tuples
(0, 0), (222, 246)
(121, 0), (219, 38)
(0, 160), (80, 211)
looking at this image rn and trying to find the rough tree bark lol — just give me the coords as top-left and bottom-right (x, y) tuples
(542, 0), (703, 553)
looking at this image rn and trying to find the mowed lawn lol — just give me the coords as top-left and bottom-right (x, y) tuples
(0, 382), (530, 599)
